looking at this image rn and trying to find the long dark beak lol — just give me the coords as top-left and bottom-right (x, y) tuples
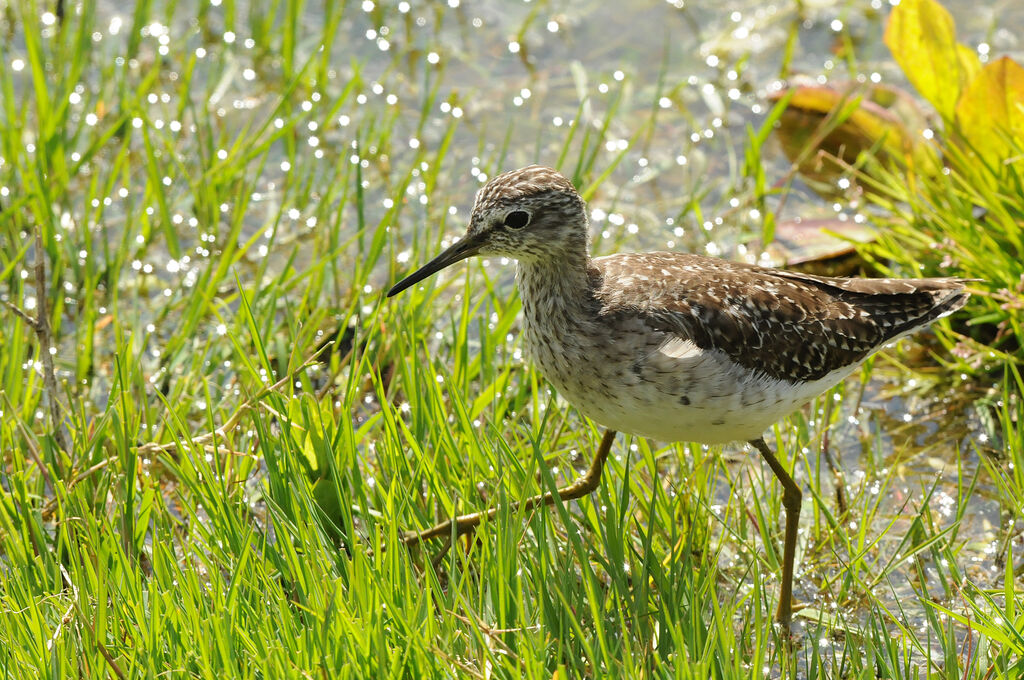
(387, 232), (485, 297)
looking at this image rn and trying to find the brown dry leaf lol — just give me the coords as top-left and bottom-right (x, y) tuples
(771, 83), (939, 187)
(758, 218), (876, 269)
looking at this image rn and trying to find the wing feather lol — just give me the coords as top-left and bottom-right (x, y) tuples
(592, 252), (968, 383)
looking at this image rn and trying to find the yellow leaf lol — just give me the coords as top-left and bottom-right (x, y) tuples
(884, 0), (970, 119)
(956, 56), (1024, 164)
(956, 42), (982, 85)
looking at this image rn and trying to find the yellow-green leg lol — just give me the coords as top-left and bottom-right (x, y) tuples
(749, 436), (802, 631)
(403, 429), (617, 544)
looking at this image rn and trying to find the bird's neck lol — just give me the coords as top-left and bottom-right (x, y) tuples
(515, 247), (595, 322)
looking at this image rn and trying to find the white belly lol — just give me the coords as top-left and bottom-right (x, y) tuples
(533, 334), (858, 445)
(570, 363), (856, 444)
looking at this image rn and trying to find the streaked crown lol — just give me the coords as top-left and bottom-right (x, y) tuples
(472, 165), (578, 208)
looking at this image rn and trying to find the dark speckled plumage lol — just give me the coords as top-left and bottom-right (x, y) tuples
(595, 252), (968, 383)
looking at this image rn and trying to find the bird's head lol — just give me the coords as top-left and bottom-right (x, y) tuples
(387, 165), (588, 297)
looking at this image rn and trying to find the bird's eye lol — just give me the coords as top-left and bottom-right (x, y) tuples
(503, 210), (530, 229)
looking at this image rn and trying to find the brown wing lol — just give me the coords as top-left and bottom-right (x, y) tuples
(592, 252), (969, 383)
